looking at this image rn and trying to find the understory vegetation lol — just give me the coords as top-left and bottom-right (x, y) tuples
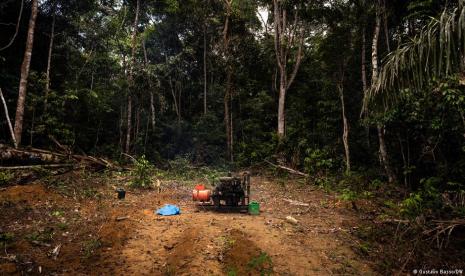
(1, 0), (465, 273)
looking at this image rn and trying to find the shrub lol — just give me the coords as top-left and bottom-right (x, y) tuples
(400, 177), (443, 218)
(0, 171), (13, 185)
(303, 148), (335, 176)
(131, 155), (154, 188)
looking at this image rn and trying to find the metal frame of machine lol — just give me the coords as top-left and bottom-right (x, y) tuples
(192, 172), (250, 210)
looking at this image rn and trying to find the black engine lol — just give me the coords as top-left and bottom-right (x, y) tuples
(211, 172), (250, 207)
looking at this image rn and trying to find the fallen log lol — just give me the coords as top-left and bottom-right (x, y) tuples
(0, 164), (76, 170)
(0, 144), (119, 170)
(0, 144), (64, 163)
(264, 160), (309, 177)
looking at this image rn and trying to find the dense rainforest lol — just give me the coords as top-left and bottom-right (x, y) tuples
(1, 0), (465, 274)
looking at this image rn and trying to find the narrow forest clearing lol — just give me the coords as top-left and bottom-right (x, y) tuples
(0, 172), (375, 275)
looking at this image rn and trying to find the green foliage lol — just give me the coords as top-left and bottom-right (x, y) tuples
(56, 222), (68, 231)
(161, 156), (228, 183)
(365, 3), (465, 111)
(131, 155), (154, 188)
(0, 171), (13, 185)
(338, 173), (366, 189)
(400, 177), (443, 218)
(83, 188), (101, 199)
(339, 188), (359, 202)
(358, 242), (372, 256)
(338, 187), (373, 210)
(191, 113), (227, 164)
(200, 167), (224, 185)
(82, 238), (102, 258)
(0, 232), (14, 247)
(43, 176), (71, 196)
(26, 228), (54, 243)
(303, 148), (335, 175)
(248, 252), (273, 276)
(227, 268), (237, 276)
(167, 156), (192, 177)
(314, 176), (334, 191)
(51, 210), (64, 217)
(401, 193), (424, 218)
(369, 179), (383, 190)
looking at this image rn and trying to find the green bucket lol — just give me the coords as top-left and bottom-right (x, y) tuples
(248, 201), (260, 215)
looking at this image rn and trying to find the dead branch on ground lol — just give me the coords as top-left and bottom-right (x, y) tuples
(264, 159), (309, 177)
(0, 144), (119, 170)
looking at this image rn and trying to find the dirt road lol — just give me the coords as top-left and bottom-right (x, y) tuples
(0, 174), (375, 275)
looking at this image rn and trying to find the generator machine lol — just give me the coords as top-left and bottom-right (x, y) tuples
(192, 172), (250, 209)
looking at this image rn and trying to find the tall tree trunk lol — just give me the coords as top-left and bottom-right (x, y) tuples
(143, 110), (149, 153)
(125, 0), (140, 153)
(14, 0), (38, 146)
(273, 0), (304, 139)
(377, 125), (395, 182)
(371, 14), (380, 82)
(44, 6), (55, 113)
(230, 96), (234, 162)
(142, 39), (156, 130)
(224, 71), (232, 161)
(361, 29), (368, 98)
(126, 96), (132, 153)
(119, 105), (124, 151)
(178, 81), (182, 120)
(338, 66), (350, 174)
(277, 81), (286, 136)
(150, 91), (155, 129)
(0, 88), (17, 148)
(203, 21), (208, 115)
(120, 55), (126, 152)
(135, 102), (140, 153)
(223, 0), (233, 162)
(361, 28), (370, 148)
(383, 0), (391, 52)
(397, 133), (408, 187)
(372, 3), (396, 183)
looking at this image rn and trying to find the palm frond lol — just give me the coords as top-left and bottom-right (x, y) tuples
(363, 1), (465, 113)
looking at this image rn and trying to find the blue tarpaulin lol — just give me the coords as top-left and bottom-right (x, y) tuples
(156, 204), (181, 216)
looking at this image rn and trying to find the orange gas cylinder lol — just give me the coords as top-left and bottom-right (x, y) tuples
(192, 185), (211, 201)
(194, 184), (206, 190)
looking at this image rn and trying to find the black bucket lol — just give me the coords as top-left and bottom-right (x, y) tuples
(116, 188), (126, 199)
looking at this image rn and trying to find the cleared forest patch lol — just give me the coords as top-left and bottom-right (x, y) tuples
(0, 171), (376, 275)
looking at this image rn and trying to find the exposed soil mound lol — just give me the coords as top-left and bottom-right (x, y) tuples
(223, 229), (272, 275)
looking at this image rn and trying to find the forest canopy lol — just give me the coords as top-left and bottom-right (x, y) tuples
(1, 0), (464, 181)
